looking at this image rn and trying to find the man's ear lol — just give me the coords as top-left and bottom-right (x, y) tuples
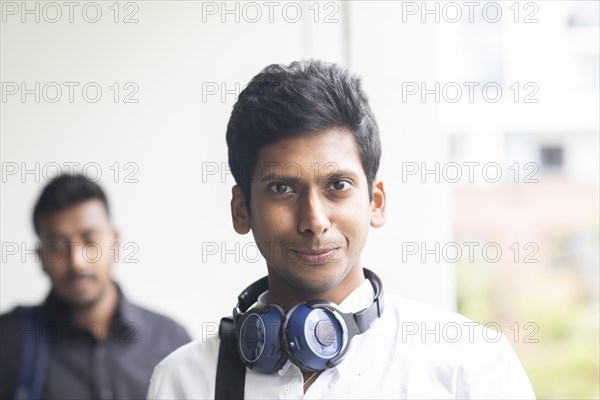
(370, 179), (386, 228)
(231, 185), (251, 234)
(111, 229), (120, 259)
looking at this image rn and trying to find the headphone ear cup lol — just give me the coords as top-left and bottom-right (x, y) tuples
(236, 304), (287, 373)
(284, 305), (345, 371)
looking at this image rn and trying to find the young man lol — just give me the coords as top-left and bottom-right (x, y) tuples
(147, 60), (535, 399)
(1, 174), (191, 400)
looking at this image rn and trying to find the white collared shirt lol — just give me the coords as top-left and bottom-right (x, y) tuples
(147, 279), (536, 399)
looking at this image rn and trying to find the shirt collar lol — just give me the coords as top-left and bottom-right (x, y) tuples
(257, 277), (375, 312)
(337, 278), (376, 314)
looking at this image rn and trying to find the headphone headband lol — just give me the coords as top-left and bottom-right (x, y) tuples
(355, 268), (385, 332)
(235, 276), (269, 315)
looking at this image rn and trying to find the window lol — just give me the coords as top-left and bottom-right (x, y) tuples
(568, 2), (600, 27)
(540, 145), (564, 171)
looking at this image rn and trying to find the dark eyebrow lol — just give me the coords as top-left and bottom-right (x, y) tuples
(326, 169), (360, 181)
(259, 168), (361, 183)
(43, 228), (100, 241)
(259, 174), (300, 183)
(81, 229), (100, 237)
(44, 232), (67, 241)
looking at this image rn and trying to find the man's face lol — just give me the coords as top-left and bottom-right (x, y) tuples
(37, 199), (117, 308)
(244, 127), (377, 293)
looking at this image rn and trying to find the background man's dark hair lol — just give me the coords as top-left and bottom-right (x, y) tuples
(226, 59), (381, 209)
(33, 174), (110, 236)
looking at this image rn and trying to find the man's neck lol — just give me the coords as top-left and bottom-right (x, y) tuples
(266, 265), (365, 311)
(72, 281), (118, 342)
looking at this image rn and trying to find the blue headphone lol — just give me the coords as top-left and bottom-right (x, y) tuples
(232, 268), (384, 373)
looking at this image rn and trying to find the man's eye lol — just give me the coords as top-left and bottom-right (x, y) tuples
(83, 235), (96, 244)
(43, 243), (60, 255)
(269, 183), (293, 194)
(330, 180), (352, 191)
(84, 238), (98, 246)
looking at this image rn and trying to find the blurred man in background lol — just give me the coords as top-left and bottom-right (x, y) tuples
(0, 174), (191, 400)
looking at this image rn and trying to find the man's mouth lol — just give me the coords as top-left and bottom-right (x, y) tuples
(293, 247), (340, 264)
(66, 274), (95, 288)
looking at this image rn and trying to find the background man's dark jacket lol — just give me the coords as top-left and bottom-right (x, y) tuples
(0, 287), (191, 400)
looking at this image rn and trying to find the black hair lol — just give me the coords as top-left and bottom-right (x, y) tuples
(33, 174), (110, 236)
(226, 59), (381, 208)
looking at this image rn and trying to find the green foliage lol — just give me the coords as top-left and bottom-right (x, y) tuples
(456, 261), (600, 399)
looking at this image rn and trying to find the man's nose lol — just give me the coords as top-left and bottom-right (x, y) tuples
(68, 242), (89, 270)
(297, 190), (331, 236)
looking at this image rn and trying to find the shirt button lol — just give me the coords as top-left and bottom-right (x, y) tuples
(100, 388), (113, 399)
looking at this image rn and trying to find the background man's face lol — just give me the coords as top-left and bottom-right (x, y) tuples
(248, 127), (373, 293)
(38, 199), (117, 308)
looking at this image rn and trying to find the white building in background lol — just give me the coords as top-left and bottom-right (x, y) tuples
(434, 1), (599, 296)
(439, 1), (599, 184)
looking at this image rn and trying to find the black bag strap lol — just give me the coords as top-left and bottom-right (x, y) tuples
(215, 317), (246, 400)
(14, 306), (49, 400)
